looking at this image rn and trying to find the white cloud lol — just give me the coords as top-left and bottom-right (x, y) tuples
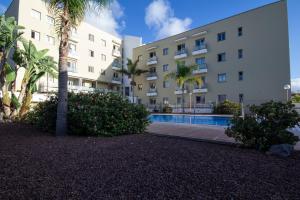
(145, 0), (192, 39)
(0, 3), (7, 14)
(85, 0), (125, 37)
(291, 78), (300, 93)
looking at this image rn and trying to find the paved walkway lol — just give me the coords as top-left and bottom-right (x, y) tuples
(147, 122), (300, 150)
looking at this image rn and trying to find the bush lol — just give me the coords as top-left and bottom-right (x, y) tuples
(226, 101), (300, 151)
(214, 100), (241, 115)
(292, 94), (300, 103)
(162, 105), (172, 113)
(26, 93), (150, 136)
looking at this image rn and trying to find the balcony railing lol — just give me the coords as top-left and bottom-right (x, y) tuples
(146, 72), (158, 80)
(192, 44), (208, 55)
(68, 67), (77, 73)
(68, 85), (95, 93)
(68, 51), (78, 59)
(174, 88), (188, 95)
(112, 49), (121, 57)
(147, 56), (158, 65)
(193, 84), (208, 93)
(147, 88), (158, 96)
(111, 77), (122, 84)
(174, 49), (188, 59)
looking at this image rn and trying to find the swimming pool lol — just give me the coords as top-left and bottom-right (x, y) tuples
(149, 114), (231, 126)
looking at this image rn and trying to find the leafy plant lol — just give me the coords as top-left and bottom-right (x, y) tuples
(226, 101), (300, 151)
(214, 100), (241, 115)
(292, 94), (300, 103)
(26, 93), (150, 136)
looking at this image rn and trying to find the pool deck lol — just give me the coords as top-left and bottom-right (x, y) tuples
(147, 122), (300, 151)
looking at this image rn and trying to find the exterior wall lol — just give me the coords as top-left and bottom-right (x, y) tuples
(6, 0), (124, 93)
(133, 1), (290, 108)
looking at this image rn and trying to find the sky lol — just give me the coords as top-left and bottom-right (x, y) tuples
(0, 0), (299, 91)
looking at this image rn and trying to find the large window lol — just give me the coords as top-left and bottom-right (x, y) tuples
(88, 34), (94, 42)
(163, 64), (169, 72)
(88, 66), (94, 73)
(47, 16), (55, 25)
(239, 93), (244, 103)
(149, 52), (156, 58)
(195, 38), (205, 47)
(195, 57), (205, 66)
(163, 48), (168, 55)
(217, 53), (226, 62)
(217, 32), (226, 41)
(31, 9), (41, 20)
(31, 30), (40, 40)
(67, 61), (77, 72)
(46, 35), (55, 45)
(218, 73), (227, 82)
(196, 95), (205, 104)
(218, 95), (227, 103)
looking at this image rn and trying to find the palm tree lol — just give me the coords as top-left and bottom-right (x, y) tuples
(13, 40), (57, 117)
(48, 0), (111, 136)
(120, 58), (148, 103)
(0, 15), (24, 118)
(164, 61), (203, 113)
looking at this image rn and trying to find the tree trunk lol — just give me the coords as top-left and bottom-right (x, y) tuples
(182, 84), (185, 113)
(55, 11), (70, 136)
(14, 71), (30, 116)
(131, 76), (135, 103)
(19, 91), (32, 118)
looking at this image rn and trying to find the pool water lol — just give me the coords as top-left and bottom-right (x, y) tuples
(149, 114), (231, 126)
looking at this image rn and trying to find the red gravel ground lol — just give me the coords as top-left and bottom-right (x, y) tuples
(1, 123), (300, 200)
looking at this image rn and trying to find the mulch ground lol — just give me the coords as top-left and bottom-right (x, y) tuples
(0, 123), (300, 200)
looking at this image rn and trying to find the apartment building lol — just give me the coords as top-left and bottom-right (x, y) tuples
(132, 1), (290, 110)
(5, 0), (141, 95)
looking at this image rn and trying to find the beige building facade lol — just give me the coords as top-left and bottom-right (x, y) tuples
(5, 0), (141, 95)
(132, 1), (291, 110)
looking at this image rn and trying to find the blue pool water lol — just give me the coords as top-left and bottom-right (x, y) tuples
(149, 114), (231, 126)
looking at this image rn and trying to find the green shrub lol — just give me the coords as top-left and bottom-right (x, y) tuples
(162, 105), (172, 113)
(226, 101), (300, 151)
(292, 94), (300, 103)
(214, 100), (241, 115)
(26, 93), (150, 136)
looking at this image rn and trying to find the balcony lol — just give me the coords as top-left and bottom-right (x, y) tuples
(146, 88), (158, 97)
(174, 49), (188, 59)
(68, 85), (95, 93)
(193, 64), (208, 74)
(111, 77), (122, 84)
(112, 62), (122, 70)
(192, 44), (208, 56)
(146, 72), (158, 81)
(68, 67), (77, 73)
(112, 49), (121, 57)
(68, 51), (78, 59)
(193, 85), (208, 93)
(147, 56), (158, 65)
(174, 88), (188, 95)
(69, 33), (79, 42)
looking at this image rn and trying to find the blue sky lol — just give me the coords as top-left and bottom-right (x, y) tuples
(0, 0), (299, 90)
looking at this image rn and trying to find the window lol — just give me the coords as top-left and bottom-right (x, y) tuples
(101, 54), (106, 61)
(150, 98), (156, 105)
(46, 35), (55, 45)
(69, 43), (76, 54)
(195, 57), (205, 66)
(238, 27), (243, 37)
(138, 84), (143, 91)
(163, 97), (169, 105)
(89, 50), (94, 57)
(177, 43), (185, 51)
(238, 71), (243, 81)
(239, 94), (244, 103)
(163, 80), (170, 88)
(88, 66), (94, 73)
(113, 72), (119, 78)
(177, 97), (184, 104)
(218, 73), (226, 82)
(101, 39), (106, 47)
(149, 52), (156, 58)
(238, 49), (243, 59)
(217, 53), (226, 62)
(217, 32), (226, 41)
(101, 69), (106, 75)
(149, 67), (156, 73)
(196, 96), (205, 104)
(67, 61), (77, 72)
(88, 34), (94, 42)
(47, 16), (55, 25)
(31, 30), (40, 40)
(163, 48), (168, 55)
(195, 38), (205, 47)
(218, 95), (227, 103)
(149, 82), (156, 89)
(31, 9), (41, 20)
(163, 64), (169, 72)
